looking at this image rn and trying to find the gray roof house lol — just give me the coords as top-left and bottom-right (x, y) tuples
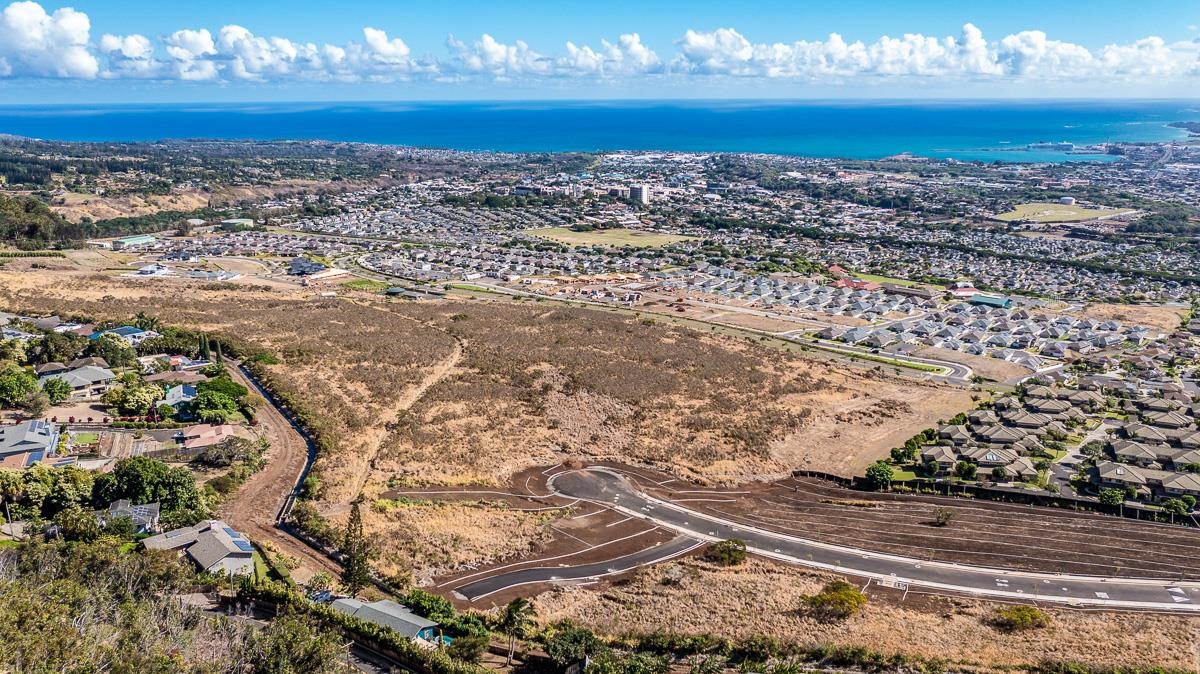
(331, 599), (439, 642)
(142, 519), (254, 575)
(40, 366), (115, 400)
(0, 420), (61, 461)
(98, 499), (161, 533)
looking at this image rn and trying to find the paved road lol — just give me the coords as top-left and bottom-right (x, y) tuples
(453, 536), (703, 601)
(550, 467), (1200, 612)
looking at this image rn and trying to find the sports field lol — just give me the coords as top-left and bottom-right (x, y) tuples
(528, 227), (695, 248)
(993, 202), (1134, 223)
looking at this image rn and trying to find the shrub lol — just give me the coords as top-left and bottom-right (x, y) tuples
(801, 581), (867, 621)
(932, 507), (954, 527)
(990, 605), (1051, 632)
(703, 539), (748, 567)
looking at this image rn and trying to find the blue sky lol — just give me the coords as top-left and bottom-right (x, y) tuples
(1, 0), (1198, 101)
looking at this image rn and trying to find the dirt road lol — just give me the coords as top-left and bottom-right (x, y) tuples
(219, 362), (342, 581)
(343, 335), (466, 501)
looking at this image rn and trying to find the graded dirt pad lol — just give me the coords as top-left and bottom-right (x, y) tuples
(913, 345), (1029, 382)
(1072, 302), (1188, 333)
(534, 557), (1200, 673)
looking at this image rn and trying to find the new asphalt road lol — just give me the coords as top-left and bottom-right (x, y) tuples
(548, 467), (1200, 612)
(453, 536), (704, 601)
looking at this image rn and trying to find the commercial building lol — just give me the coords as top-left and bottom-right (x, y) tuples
(111, 235), (156, 250)
(630, 184), (651, 205)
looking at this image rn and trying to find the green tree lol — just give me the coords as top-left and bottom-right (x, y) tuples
(102, 382), (163, 416)
(25, 332), (86, 365)
(500, 597), (536, 666)
(193, 390), (239, 422)
(703, 539), (748, 566)
(990, 466), (1008, 482)
(196, 376), (248, 400)
(131, 312), (161, 332)
(86, 333), (137, 368)
(104, 514), (138, 539)
(802, 580), (868, 621)
(91, 457), (208, 524)
(546, 625), (607, 667)
(54, 506), (101, 542)
(990, 605), (1050, 632)
(953, 461), (978, 481)
(1098, 488), (1125, 506)
(245, 615), (346, 674)
(932, 507), (955, 527)
(1162, 498), (1190, 516)
(41, 376), (72, 404)
(864, 460), (894, 489)
(136, 334), (198, 358)
(0, 363), (38, 408)
(447, 633), (489, 663)
(19, 390), (49, 417)
(340, 499), (371, 595)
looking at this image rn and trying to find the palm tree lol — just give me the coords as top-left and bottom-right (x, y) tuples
(133, 312), (161, 332)
(500, 597), (535, 666)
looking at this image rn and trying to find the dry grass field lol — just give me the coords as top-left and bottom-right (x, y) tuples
(49, 179), (350, 223)
(528, 227), (695, 248)
(993, 202), (1135, 223)
(0, 266), (971, 580)
(1073, 302), (1188, 332)
(535, 558), (1200, 672)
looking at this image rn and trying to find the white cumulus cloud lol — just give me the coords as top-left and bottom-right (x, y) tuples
(99, 33), (158, 77)
(0, 0), (97, 78)
(1, 2), (1199, 91)
(164, 28), (218, 81)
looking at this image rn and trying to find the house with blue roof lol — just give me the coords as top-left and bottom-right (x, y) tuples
(90, 326), (161, 347)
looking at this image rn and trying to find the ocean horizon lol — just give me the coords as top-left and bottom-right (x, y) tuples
(0, 99), (1196, 162)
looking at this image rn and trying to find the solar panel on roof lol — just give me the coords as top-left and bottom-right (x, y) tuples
(222, 527), (237, 537)
(232, 539), (253, 552)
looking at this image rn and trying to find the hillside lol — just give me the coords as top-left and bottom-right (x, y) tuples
(0, 193), (85, 248)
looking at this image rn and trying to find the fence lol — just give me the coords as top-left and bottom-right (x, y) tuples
(792, 469), (1200, 528)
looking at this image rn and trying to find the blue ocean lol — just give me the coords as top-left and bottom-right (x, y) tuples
(0, 100), (1195, 162)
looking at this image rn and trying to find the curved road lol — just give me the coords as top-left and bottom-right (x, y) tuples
(549, 467), (1200, 612)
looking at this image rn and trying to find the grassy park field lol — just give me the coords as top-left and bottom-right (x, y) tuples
(993, 202), (1134, 223)
(528, 227), (695, 248)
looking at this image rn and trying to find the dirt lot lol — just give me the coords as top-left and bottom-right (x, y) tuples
(914, 345), (1030, 382)
(1073, 302), (1188, 332)
(535, 557), (1200, 672)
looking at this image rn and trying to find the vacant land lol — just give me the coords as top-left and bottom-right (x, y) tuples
(528, 227), (695, 248)
(48, 180), (352, 223)
(852, 272), (920, 287)
(0, 266), (970, 580)
(993, 202), (1135, 223)
(536, 558), (1200, 672)
(1073, 302), (1188, 332)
